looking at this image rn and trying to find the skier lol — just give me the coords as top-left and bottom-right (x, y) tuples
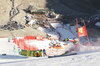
(8, 38), (10, 42)
(36, 50), (40, 57)
(43, 49), (46, 56)
(63, 38), (80, 51)
(49, 41), (56, 48)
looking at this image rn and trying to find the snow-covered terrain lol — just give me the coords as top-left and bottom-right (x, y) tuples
(95, 22), (100, 28)
(0, 23), (100, 66)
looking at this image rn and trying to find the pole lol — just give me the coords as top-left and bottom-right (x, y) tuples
(76, 19), (80, 44)
(14, 45), (15, 59)
(83, 19), (91, 49)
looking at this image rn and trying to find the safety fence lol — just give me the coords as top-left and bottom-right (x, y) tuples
(46, 47), (66, 56)
(13, 36), (45, 51)
(21, 50), (43, 57)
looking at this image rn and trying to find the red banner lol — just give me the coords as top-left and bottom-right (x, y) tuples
(13, 36), (40, 50)
(78, 26), (87, 37)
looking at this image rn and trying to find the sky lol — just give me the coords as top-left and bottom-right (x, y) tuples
(0, 22), (100, 66)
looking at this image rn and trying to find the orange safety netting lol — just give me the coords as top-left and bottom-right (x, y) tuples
(13, 36), (43, 50)
(36, 36), (44, 41)
(24, 36), (36, 40)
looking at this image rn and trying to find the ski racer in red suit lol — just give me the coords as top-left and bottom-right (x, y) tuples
(63, 38), (80, 51)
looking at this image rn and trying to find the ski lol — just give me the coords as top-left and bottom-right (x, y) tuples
(48, 53), (77, 58)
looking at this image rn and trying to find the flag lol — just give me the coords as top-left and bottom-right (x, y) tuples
(78, 26), (87, 37)
(14, 49), (20, 53)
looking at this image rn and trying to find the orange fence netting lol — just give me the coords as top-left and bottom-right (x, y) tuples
(13, 36), (44, 50)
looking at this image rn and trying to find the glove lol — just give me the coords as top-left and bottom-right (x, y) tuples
(63, 38), (69, 41)
(65, 38), (69, 41)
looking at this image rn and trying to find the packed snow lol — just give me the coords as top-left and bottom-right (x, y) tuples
(0, 23), (100, 66)
(95, 22), (100, 28)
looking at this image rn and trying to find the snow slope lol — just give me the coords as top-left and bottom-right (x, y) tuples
(50, 23), (76, 40)
(0, 50), (100, 66)
(95, 22), (100, 28)
(0, 23), (100, 66)
(0, 38), (14, 55)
